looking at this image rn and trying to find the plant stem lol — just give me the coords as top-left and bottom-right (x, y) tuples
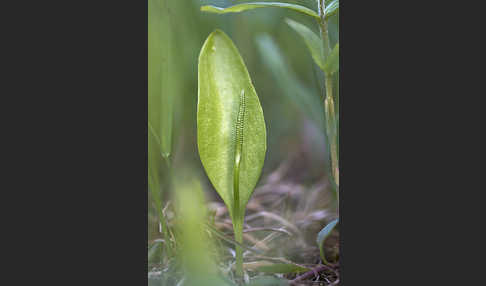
(234, 217), (244, 277)
(324, 81), (339, 187)
(233, 168), (243, 277)
(233, 163), (244, 277)
(318, 0), (332, 60)
(318, 0), (339, 202)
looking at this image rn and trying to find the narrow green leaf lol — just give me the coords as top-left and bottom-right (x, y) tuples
(256, 263), (310, 274)
(148, 0), (164, 180)
(325, 0), (339, 19)
(148, 121), (163, 214)
(255, 34), (323, 128)
(197, 29), (267, 220)
(160, 0), (172, 158)
(324, 43), (339, 75)
(149, 0), (173, 159)
(285, 18), (325, 71)
(316, 218), (338, 263)
(201, 2), (319, 19)
(148, 0), (173, 260)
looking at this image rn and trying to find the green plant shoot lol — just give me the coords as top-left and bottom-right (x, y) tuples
(317, 218), (338, 264)
(197, 30), (267, 277)
(200, 0), (339, 191)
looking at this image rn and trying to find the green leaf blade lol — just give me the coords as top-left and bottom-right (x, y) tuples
(317, 218), (339, 263)
(325, 0), (339, 19)
(197, 29), (267, 219)
(255, 34), (324, 128)
(324, 43), (339, 75)
(201, 2), (319, 19)
(285, 18), (325, 71)
(148, 0), (173, 159)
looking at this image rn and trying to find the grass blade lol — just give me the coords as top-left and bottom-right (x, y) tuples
(324, 43), (339, 75)
(149, 0), (173, 160)
(255, 34), (323, 128)
(316, 218), (338, 264)
(285, 18), (325, 71)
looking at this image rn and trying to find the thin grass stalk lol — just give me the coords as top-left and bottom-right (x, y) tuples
(318, 0), (339, 195)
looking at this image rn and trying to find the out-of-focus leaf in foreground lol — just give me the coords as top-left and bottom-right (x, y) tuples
(316, 218), (338, 263)
(201, 2), (319, 19)
(175, 178), (222, 282)
(285, 18), (325, 71)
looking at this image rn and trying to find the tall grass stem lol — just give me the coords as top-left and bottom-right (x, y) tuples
(319, 0), (339, 206)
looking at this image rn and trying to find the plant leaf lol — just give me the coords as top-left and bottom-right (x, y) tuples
(197, 29), (267, 220)
(201, 2), (319, 19)
(325, 0), (339, 19)
(148, 119), (163, 218)
(255, 34), (324, 128)
(148, 0), (163, 197)
(148, 0), (171, 239)
(285, 18), (325, 71)
(324, 43), (339, 75)
(149, 0), (173, 159)
(316, 218), (338, 263)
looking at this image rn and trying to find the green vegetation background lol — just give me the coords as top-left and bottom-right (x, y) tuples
(148, 0), (338, 283)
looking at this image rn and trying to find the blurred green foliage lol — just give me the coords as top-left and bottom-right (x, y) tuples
(148, 0), (339, 238)
(148, 0), (339, 283)
(149, 0), (336, 187)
